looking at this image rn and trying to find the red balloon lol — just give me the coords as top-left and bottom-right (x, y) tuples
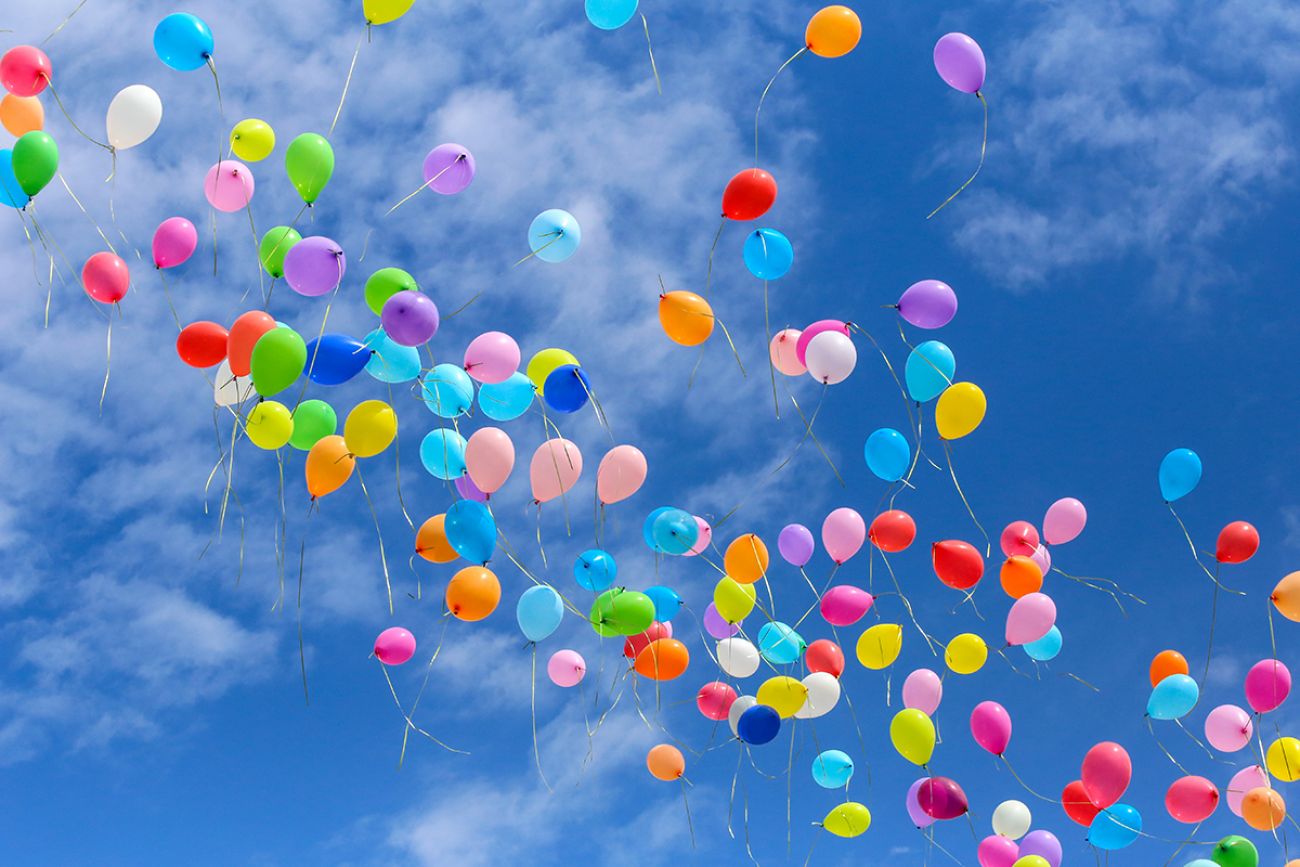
(1061, 779), (1100, 826)
(81, 252), (129, 304)
(721, 168), (777, 221)
(1000, 520), (1040, 557)
(623, 621), (672, 659)
(1165, 775), (1219, 824)
(869, 510), (915, 553)
(1216, 521), (1259, 564)
(177, 321), (230, 369)
(0, 46), (52, 97)
(1081, 741), (1131, 809)
(806, 639), (845, 677)
(918, 776), (968, 820)
(696, 681), (737, 721)
(227, 310), (277, 377)
(932, 540), (984, 590)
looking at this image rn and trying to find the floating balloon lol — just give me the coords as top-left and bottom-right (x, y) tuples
(811, 749), (853, 789)
(153, 14), (213, 71)
(743, 228), (793, 280)
(1, 46), (51, 97)
(703, 602), (739, 639)
(978, 835), (1019, 867)
(1001, 521), (1040, 558)
(364, 328), (421, 383)
(0, 94), (42, 137)
(343, 400), (396, 458)
(1158, 448), (1202, 502)
(105, 85), (162, 151)
(259, 226), (301, 279)
(697, 681), (737, 720)
(1005, 592), (1056, 646)
(623, 622), (673, 660)
(805, 330), (856, 384)
(714, 577), (756, 623)
(864, 428), (910, 482)
(0, 149), (27, 209)
(936, 381), (986, 439)
(526, 348), (580, 394)
(422, 143), (475, 194)
(1000, 556), (1043, 598)
(230, 118), (275, 162)
(905, 339), (956, 402)
(756, 675), (807, 718)
(445, 566), (500, 622)
(902, 668), (943, 715)
(820, 585), (873, 626)
(573, 549), (616, 592)
(658, 290), (714, 346)
(919, 776), (968, 820)
(303, 334), (370, 386)
(176, 321), (228, 368)
(717, 637), (761, 679)
(152, 217), (198, 269)
(420, 364), (474, 418)
(1204, 704), (1253, 753)
(727, 696), (757, 737)
(806, 639), (845, 677)
(933, 539), (984, 590)
(1242, 787), (1285, 831)
(477, 371), (534, 421)
(757, 622), (805, 665)
(516, 586), (564, 642)
(992, 800), (1031, 839)
(1042, 497), (1087, 545)
(381, 291), (439, 346)
(804, 6), (862, 58)
(284, 236), (345, 297)
(1023, 625), (1062, 662)
(1216, 521), (1259, 564)
(203, 160), (254, 212)
(945, 633), (988, 675)
(1061, 779), (1100, 827)
(305, 436), (354, 498)
(1087, 804), (1140, 851)
(869, 510), (915, 552)
(528, 209), (581, 262)
(374, 627), (415, 666)
(1147, 673), (1199, 721)
(890, 708), (936, 766)
(857, 623), (903, 670)
(212, 360), (255, 408)
(724, 533), (769, 583)
(1267, 736), (1300, 782)
(722, 169), (777, 221)
(420, 429), (468, 480)
(971, 700), (1012, 756)
(585, 0), (638, 30)
(1245, 659), (1291, 713)
(1227, 766), (1268, 817)
(1017, 831), (1062, 867)
(589, 589), (655, 637)
(646, 743), (685, 781)
(547, 649), (586, 687)
(290, 400), (337, 452)
(821, 802), (871, 838)
(898, 280), (957, 329)
(285, 133), (334, 205)
(822, 508), (865, 564)
(250, 327), (307, 397)
(737, 704), (780, 745)
(443, 499), (495, 564)
(650, 508), (700, 556)
(770, 328), (806, 375)
(1150, 649), (1189, 687)
(934, 33), (986, 94)
(246, 401), (293, 450)
(778, 523), (815, 567)
(643, 587), (681, 623)
(82, 252), (129, 304)
(463, 331), (520, 385)
(1165, 775), (1219, 824)
(1081, 742), (1131, 809)
(542, 365), (592, 414)
(1272, 571), (1300, 622)
(464, 428), (514, 495)
(11, 131), (57, 197)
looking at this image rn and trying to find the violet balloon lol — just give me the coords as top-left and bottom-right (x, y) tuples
(933, 33), (987, 94)
(152, 216), (198, 269)
(455, 473), (488, 503)
(971, 700), (1012, 756)
(897, 280), (957, 329)
(821, 507), (866, 565)
(464, 331), (520, 384)
(423, 143), (476, 195)
(778, 523), (815, 567)
(703, 601), (740, 639)
(977, 834), (1019, 867)
(1017, 830), (1062, 867)
(906, 777), (936, 828)
(381, 291), (440, 346)
(283, 235), (346, 297)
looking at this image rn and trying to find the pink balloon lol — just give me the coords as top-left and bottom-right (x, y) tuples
(1005, 592), (1056, 646)
(463, 331), (520, 384)
(1245, 658), (1291, 713)
(547, 649), (586, 687)
(1165, 775), (1219, 823)
(970, 700), (1011, 756)
(821, 507), (866, 565)
(596, 444), (648, 506)
(703, 601), (739, 639)
(820, 585), (874, 627)
(465, 427), (514, 494)
(1081, 741), (1131, 809)
(529, 438), (583, 504)
(902, 668), (943, 715)
(906, 777), (936, 829)
(152, 216), (198, 269)
(770, 328), (806, 376)
(977, 835), (1019, 867)
(373, 627), (416, 665)
(81, 252), (130, 304)
(794, 319), (848, 366)
(683, 516), (711, 557)
(697, 681), (738, 721)
(203, 160), (254, 212)
(1227, 765), (1268, 816)
(1000, 520), (1040, 557)
(1204, 704), (1254, 752)
(1042, 497), (1087, 546)
(1030, 543), (1052, 577)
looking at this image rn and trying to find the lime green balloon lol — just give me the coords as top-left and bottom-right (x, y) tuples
(230, 118), (276, 162)
(364, 0), (415, 25)
(12, 131), (59, 196)
(259, 226), (302, 279)
(822, 802), (871, 838)
(364, 267), (417, 315)
(246, 400), (294, 450)
(289, 399), (337, 451)
(250, 327), (307, 397)
(1212, 836), (1258, 867)
(285, 133), (334, 204)
(590, 589), (655, 637)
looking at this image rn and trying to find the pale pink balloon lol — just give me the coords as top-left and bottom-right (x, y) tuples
(1042, 497), (1087, 546)
(1226, 765), (1268, 816)
(1005, 592), (1056, 646)
(547, 649), (586, 687)
(374, 627), (416, 665)
(1030, 543), (1052, 577)
(971, 700), (1012, 756)
(465, 427), (515, 494)
(902, 668), (943, 715)
(977, 834), (1019, 867)
(1245, 658), (1291, 713)
(463, 331), (520, 384)
(820, 585), (873, 626)
(770, 328), (806, 376)
(596, 444), (647, 505)
(1204, 704), (1253, 752)
(794, 319), (848, 366)
(821, 507), (866, 565)
(203, 160), (254, 212)
(529, 438), (583, 504)
(683, 516), (711, 557)
(906, 777), (936, 828)
(151, 216), (198, 269)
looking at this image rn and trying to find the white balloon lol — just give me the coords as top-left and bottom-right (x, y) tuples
(213, 359), (255, 407)
(991, 799), (1031, 840)
(804, 330), (857, 385)
(106, 84), (163, 150)
(717, 637), (760, 678)
(794, 672), (841, 719)
(728, 695), (757, 737)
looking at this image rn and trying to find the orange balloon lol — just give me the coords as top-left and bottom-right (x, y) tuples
(415, 514), (458, 564)
(634, 638), (690, 681)
(999, 555), (1043, 598)
(658, 291), (715, 347)
(1272, 571), (1300, 622)
(0, 94), (43, 137)
(305, 435), (355, 498)
(1149, 649), (1189, 688)
(1242, 786), (1285, 831)
(227, 310), (277, 377)
(725, 533), (769, 584)
(445, 566), (501, 622)
(646, 743), (685, 781)
(805, 5), (862, 58)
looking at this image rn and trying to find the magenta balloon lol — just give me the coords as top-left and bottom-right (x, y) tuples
(1204, 704), (1253, 752)
(977, 834), (1019, 867)
(423, 143), (476, 195)
(203, 160), (254, 212)
(1005, 592), (1056, 646)
(373, 627), (416, 665)
(933, 33), (986, 94)
(778, 523), (815, 567)
(918, 776), (968, 820)
(1017, 830), (1061, 867)
(897, 280), (957, 329)
(463, 331), (520, 384)
(1245, 658), (1291, 713)
(906, 777), (936, 829)
(820, 585), (873, 627)
(283, 235), (346, 297)
(455, 473), (488, 503)
(1042, 497), (1087, 545)
(1227, 765), (1268, 816)
(703, 602), (740, 639)
(902, 668), (943, 715)
(381, 291), (440, 346)
(794, 319), (848, 365)
(152, 216), (198, 269)
(821, 507), (866, 565)
(970, 700), (1012, 756)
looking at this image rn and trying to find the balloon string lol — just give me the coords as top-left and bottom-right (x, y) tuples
(380, 662), (466, 762)
(353, 466), (394, 614)
(703, 216), (724, 296)
(42, 0), (89, 44)
(383, 156), (462, 216)
(999, 755), (1057, 803)
(679, 777), (696, 848)
(10, 207), (46, 304)
(789, 387), (844, 486)
(829, 624), (871, 771)
(763, 281), (781, 418)
(296, 505), (316, 705)
(572, 370), (614, 440)
(274, 449), (287, 612)
(57, 173), (117, 255)
(292, 278), (343, 411)
(1174, 718), (1223, 764)
(1051, 565), (1145, 615)
(1145, 716), (1194, 775)
(328, 26), (367, 137)
(204, 55), (224, 119)
(848, 321), (919, 440)
(98, 311), (114, 414)
(790, 563), (837, 630)
(639, 15), (663, 96)
(513, 230), (563, 267)
(754, 46), (807, 165)
(1202, 562), (1223, 686)
(39, 75), (111, 150)
(942, 439), (990, 556)
(383, 382), (415, 529)
(528, 644), (553, 791)
(1166, 503), (1244, 594)
(715, 314), (747, 378)
(243, 200), (266, 305)
(927, 89), (988, 219)
(879, 552), (939, 655)
(406, 614), (451, 720)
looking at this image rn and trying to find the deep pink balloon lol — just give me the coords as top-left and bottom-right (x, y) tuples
(970, 700), (1011, 756)
(152, 217), (198, 269)
(203, 160), (254, 212)
(1000, 520), (1040, 557)
(897, 280), (957, 329)
(918, 776), (968, 819)
(381, 291), (440, 346)
(1, 45), (52, 97)
(82, 251), (130, 304)
(697, 681), (738, 721)
(933, 33), (986, 94)
(977, 834), (1019, 867)
(1245, 658), (1291, 713)
(820, 585), (873, 627)
(283, 235), (346, 297)
(1081, 741), (1131, 809)
(374, 627), (416, 665)
(423, 143), (476, 195)
(795, 319), (848, 366)
(1204, 704), (1253, 752)
(906, 777), (935, 828)
(703, 602), (739, 639)
(778, 523), (815, 567)
(821, 507), (866, 565)
(463, 331), (520, 384)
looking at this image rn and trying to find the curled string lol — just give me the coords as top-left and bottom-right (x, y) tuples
(355, 466), (394, 615)
(754, 46), (807, 164)
(1051, 565), (1145, 615)
(942, 439), (990, 556)
(640, 14), (662, 95)
(329, 27), (368, 138)
(927, 90), (988, 219)
(995, 645), (1034, 680)
(999, 754), (1057, 803)
(1167, 502), (1244, 594)
(39, 75), (112, 150)
(380, 650), (467, 761)
(383, 156), (462, 216)
(42, 0), (89, 44)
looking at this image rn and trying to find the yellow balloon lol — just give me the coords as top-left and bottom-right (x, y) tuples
(229, 118), (276, 162)
(945, 633), (988, 675)
(822, 802), (871, 838)
(1268, 737), (1300, 782)
(935, 381), (987, 440)
(246, 400), (293, 450)
(890, 708), (936, 766)
(1013, 858), (1051, 867)
(526, 347), (579, 395)
(713, 577), (757, 623)
(363, 0), (415, 25)
(856, 623), (903, 670)
(344, 400), (397, 458)
(757, 675), (807, 718)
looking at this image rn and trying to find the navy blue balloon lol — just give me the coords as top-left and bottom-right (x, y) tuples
(737, 704), (781, 744)
(304, 333), (370, 385)
(444, 499), (496, 564)
(542, 364), (591, 413)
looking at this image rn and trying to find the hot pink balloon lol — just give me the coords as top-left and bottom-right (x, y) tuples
(970, 700), (1011, 756)
(82, 252), (129, 304)
(933, 33), (986, 94)
(465, 427), (514, 494)
(203, 160), (254, 212)
(1000, 520), (1040, 557)
(1005, 592), (1056, 646)
(596, 444), (648, 505)
(703, 601), (739, 639)
(906, 777), (936, 829)
(1081, 741), (1131, 809)
(820, 585), (873, 627)
(1245, 658), (1291, 713)
(770, 328), (806, 376)
(373, 627), (416, 665)
(918, 776), (968, 820)
(463, 331), (520, 384)
(1204, 704), (1253, 752)
(1030, 543), (1051, 576)
(977, 835), (1019, 867)
(547, 649), (586, 687)
(1165, 775), (1219, 824)
(697, 681), (738, 721)
(683, 516), (711, 557)
(529, 438), (583, 504)
(821, 507), (866, 565)
(794, 319), (848, 366)
(1227, 765), (1268, 817)
(902, 668), (943, 715)
(152, 216), (198, 269)
(1042, 497), (1087, 545)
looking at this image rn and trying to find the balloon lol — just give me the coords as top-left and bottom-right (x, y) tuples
(902, 668), (943, 715)
(1204, 704), (1253, 752)
(770, 328), (806, 375)
(945, 633), (988, 675)
(455, 474), (488, 504)
(978, 835), (1020, 867)
(381, 291), (439, 346)
(806, 639), (845, 677)
(527, 209), (581, 262)
(152, 217), (198, 270)
(1166, 776), (1219, 823)
(443, 499), (495, 564)
(935, 382), (986, 439)
(589, 589), (655, 637)
(743, 228), (793, 280)
(818, 508), (866, 565)
(105, 85), (162, 150)
(1, 46), (51, 97)
(285, 133), (334, 204)
(658, 290), (714, 346)
(445, 566), (500, 622)
(421, 142), (475, 194)
(258, 226), (301, 279)
(1000, 556), (1043, 598)
(1087, 804), (1140, 850)
(548, 649), (586, 687)
(1267, 736), (1300, 782)
(857, 623), (903, 670)
(463, 332), (520, 384)
(869, 510), (915, 552)
(805, 330), (856, 384)
(12, 130), (57, 196)
(697, 681), (737, 720)
(343, 400), (396, 458)
(1216, 521), (1259, 564)
(904, 339), (956, 403)
(992, 800), (1031, 839)
(0, 94), (42, 137)
(1150, 649), (1189, 687)
(573, 549), (617, 592)
(1081, 742), (1131, 808)
(722, 169), (777, 221)
(933, 539), (984, 590)
(635, 639), (689, 681)
(362, 268), (415, 315)
(153, 13), (213, 70)
(801, 322), (850, 377)
(1001, 521), (1040, 558)
(1272, 571), (1300, 622)
(1023, 625), (1063, 661)
(890, 708), (936, 765)
(1148, 674), (1199, 721)
(364, 0), (416, 24)
(516, 585), (564, 642)
(305, 436), (354, 498)
(728, 696), (757, 737)
(736, 705), (781, 743)
(685, 516), (713, 557)
(176, 321), (227, 368)
(971, 700), (1012, 756)
(421, 428), (468, 479)
(713, 577), (756, 623)
(212, 360), (255, 408)
(227, 311), (276, 377)
(898, 280), (957, 329)
(1210, 836), (1258, 867)
(364, 328), (421, 383)
(1245, 659), (1291, 713)
(820, 585), (873, 626)
(1061, 779), (1100, 826)
(650, 508), (698, 556)
(290, 400), (337, 452)
(203, 160), (253, 212)
(283, 236), (345, 297)
(246, 401), (293, 450)
(724, 534), (769, 583)
(1030, 543), (1052, 577)
(863, 428), (910, 482)
(1159, 448), (1202, 502)
(229, 118), (274, 162)
(81, 252), (129, 304)
(757, 675), (807, 718)
(250, 328), (307, 397)
(374, 627), (415, 666)
(542, 365), (592, 413)
(644, 586), (681, 623)
(1227, 766), (1268, 817)
(644, 743), (684, 781)
(526, 348), (580, 393)
(805, 6), (861, 58)
(822, 803), (871, 838)
(905, 777), (937, 829)
(0, 148), (28, 209)
(757, 622), (805, 665)
(465, 428), (514, 495)
(420, 364), (474, 418)
(919, 776), (968, 820)
(1005, 592), (1056, 646)
(1043, 497), (1087, 545)
(472, 371), (530, 421)
(302, 334), (369, 386)
(585, 0), (638, 30)
(811, 750), (853, 789)
(717, 637), (761, 678)
(934, 33), (986, 93)
(1017, 830), (1062, 867)
(778, 523), (815, 567)
(703, 602), (739, 639)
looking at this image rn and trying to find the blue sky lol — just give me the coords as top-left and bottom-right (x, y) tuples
(2, 0), (1300, 865)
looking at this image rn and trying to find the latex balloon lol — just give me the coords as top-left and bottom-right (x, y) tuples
(717, 637), (761, 679)
(822, 508), (865, 564)
(0, 95), (43, 137)
(796, 320), (852, 366)
(902, 668), (943, 715)
(1, 46), (51, 97)
(1165, 775), (1219, 824)
(1017, 831), (1062, 867)
(542, 365), (592, 414)
(420, 364), (474, 418)
(259, 226), (301, 279)
(904, 340), (955, 402)
(445, 566), (500, 621)
(727, 696), (757, 737)
(82, 252), (129, 304)
(1, 148), (29, 208)
(1023, 625), (1063, 662)
(12, 131), (57, 196)
(992, 800), (1031, 839)
(1147, 673), (1199, 721)
(589, 589), (654, 637)
(898, 280), (957, 328)
(644, 586), (681, 623)
(374, 627), (415, 665)
(227, 311), (276, 377)
(1061, 780), (1100, 826)
(1005, 592), (1056, 646)
(585, 0), (638, 30)
(713, 577), (756, 623)
(697, 681), (737, 720)
(646, 743), (685, 781)
(864, 428), (911, 482)
(1272, 571), (1300, 622)
(153, 13), (213, 71)
(456, 475), (487, 504)
(547, 649), (586, 687)
(176, 321), (228, 368)
(919, 776), (968, 820)
(978, 835), (1020, 867)
(906, 778), (937, 829)
(246, 401), (293, 450)
(343, 400), (396, 458)
(724, 534), (769, 583)
(364, 0), (416, 24)
(422, 143), (475, 194)
(230, 118), (275, 162)
(778, 523), (815, 566)
(1245, 659), (1291, 713)
(465, 427), (514, 495)
(934, 33), (986, 93)
(970, 700), (1012, 756)
(933, 539), (984, 590)
(822, 803), (871, 838)
(805, 639), (844, 677)
(722, 169), (777, 220)
(364, 267), (417, 315)
(1087, 804), (1141, 850)
(526, 348), (580, 394)
(528, 209), (581, 262)
(1267, 736), (1300, 782)
(573, 549), (617, 592)
(857, 623), (903, 670)
(250, 328), (307, 397)
(381, 291), (439, 346)
(703, 602), (739, 639)
(1043, 497), (1087, 545)
(463, 331), (520, 385)
(284, 236), (345, 297)
(757, 622), (806, 665)
(1210, 835), (1258, 867)
(304, 334), (370, 386)
(820, 585), (873, 626)
(658, 290), (714, 346)
(756, 675), (806, 719)
(364, 328), (421, 383)
(1081, 742), (1131, 809)
(1204, 704), (1253, 752)
(743, 228), (793, 280)
(285, 133), (334, 204)
(1227, 766), (1269, 817)
(203, 160), (254, 212)
(936, 381), (986, 439)
(805, 6), (861, 58)
(443, 499), (495, 563)
(811, 749), (853, 789)
(1216, 521), (1259, 564)
(770, 328), (806, 375)
(212, 360), (254, 407)
(105, 85), (162, 150)
(1001, 521), (1040, 557)
(420, 429), (468, 480)
(686, 516), (713, 557)
(289, 400), (337, 452)
(1158, 448), (1202, 502)
(805, 330), (856, 384)
(624, 623), (672, 660)
(1150, 649), (1190, 687)
(869, 510), (915, 552)
(737, 704), (781, 745)
(945, 633), (988, 675)
(650, 508), (699, 556)
(890, 708), (936, 765)
(305, 436), (354, 498)
(515, 585), (564, 642)
(152, 217), (198, 269)
(1000, 556), (1043, 598)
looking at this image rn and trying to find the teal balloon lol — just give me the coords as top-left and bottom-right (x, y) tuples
(420, 428), (467, 480)
(743, 228), (793, 280)
(644, 586), (682, 622)
(811, 750), (854, 789)
(574, 549), (617, 592)
(864, 428), (910, 482)
(1088, 804), (1141, 851)
(1023, 625), (1062, 661)
(528, 209), (581, 263)
(478, 371), (534, 421)
(444, 498), (495, 564)
(421, 363), (474, 418)
(1148, 673), (1199, 720)
(585, 0), (638, 30)
(1159, 448), (1202, 503)
(517, 585), (564, 642)
(651, 508), (698, 555)
(363, 328), (421, 383)
(757, 621), (806, 664)
(905, 340), (955, 402)
(0, 150), (29, 209)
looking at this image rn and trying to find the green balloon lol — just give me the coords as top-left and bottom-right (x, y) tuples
(259, 226), (302, 279)
(289, 399), (337, 451)
(250, 327), (307, 397)
(364, 267), (417, 315)
(589, 589), (656, 637)
(12, 131), (59, 197)
(1212, 836), (1258, 867)
(284, 133), (334, 204)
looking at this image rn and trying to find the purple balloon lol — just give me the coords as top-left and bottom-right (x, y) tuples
(283, 236), (346, 297)
(778, 523), (815, 567)
(381, 292), (440, 347)
(905, 777), (935, 829)
(918, 776), (968, 820)
(703, 602), (740, 640)
(423, 143), (476, 195)
(934, 33), (986, 94)
(1018, 830), (1062, 867)
(898, 280), (957, 329)
(455, 473), (488, 503)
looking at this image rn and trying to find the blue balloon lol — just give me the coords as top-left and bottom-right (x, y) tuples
(574, 549), (618, 592)
(364, 328), (421, 383)
(1159, 448), (1202, 503)
(1087, 804), (1141, 851)
(642, 507), (672, 550)
(743, 228), (793, 280)
(153, 13), (214, 71)
(757, 621), (806, 664)
(0, 150), (29, 209)
(420, 429), (467, 480)
(542, 364), (591, 414)
(304, 334), (370, 386)
(1183, 861), (1217, 867)
(528, 209), (581, 263)
(737, 704), (781, 745)
(864, 428), (910, 482)
(644, 586), (682, 622)
(652, 508), (699, 556)
(516, 585), (565, 642)
(478, 371), (535, 422)
(421, 364), (474, 418)
(905, 340), (956, 403)
(1147, 673), (1199, 720)
(444, 498), (496, 564)
(811, 749), (854, 789)
(585, 0), (638, 29)
(1023, 625), (1063, 661)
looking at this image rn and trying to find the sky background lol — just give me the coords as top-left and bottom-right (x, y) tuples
(2, 0), (1300, 865)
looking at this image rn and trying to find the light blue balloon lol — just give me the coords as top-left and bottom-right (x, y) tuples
(904, 340), (955, 403)
(1183, 861), (1217, 867)
(1023, 625), (1062, 661)
(811, 749), (854, 789)
(528, 209), (581, 263)
(0, 150), (30, 209)
(864, 428), (910, 482)
(153, 13), (214, 71)
(1147, 673), (1199, 720)
(1087, 804), (1141, 851)
(644, 586), (682, 622)
(574, 549), (617, 591)
(1159, 448), (1202, 503)
(477, 371), (534, 421)
(420, 428), (467, 480)
(420, 363), (474, 418)
(642, 506), (672, 551)
(743, 229), (793, 280)
(585, 0), (638, 29)
(757, 621), (806, 664)
(363, 328), (421, 383)
(443, 498), (496, 564)
(652, 508), (698, 556)
(517, 585), (565, 642)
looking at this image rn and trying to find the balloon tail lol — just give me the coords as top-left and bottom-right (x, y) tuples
(999, 754), (1058, 803)
(156, 268), (182, 330)
(703, 216), (724, 296)
(329, 27), (367, 137)
(384, 381), (415, 529)
(881, 552), (939, 655)
(1052, 565), (1145, 616)
(355, 467), (394, 615)
(40, 76), (111, 150)
(42, 0), (89, 44)
(1174, 718), (1224, 764)
(1060, 670), (1100, 692)
(274, 449), (287, 612)
(942, 439), (990, 556)
(754, 46), (808, 164)
(849, 321), (918, 441)
(293, 279), (342, 410)
(995, 646), (1033, 680)
(572, 372), (614, 440)
(296, 505), (316, 705)
(1202, 564), (1221, 686)
(785, 721), (796, 856)
(1145, 715), (1194, 775)
(714, 314), (747, 378)
(927, 90), (988, 219)
(383, 155), (462, 216)
(534, 504), (549, 570)
(761, 281), (782, 418)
